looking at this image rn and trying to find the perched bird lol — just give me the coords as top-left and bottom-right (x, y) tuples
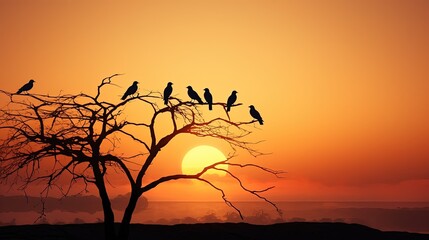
(187, 86), (203, 104)
(203, 88), (213, 110)
(226, 90), (237, 112)
(121, 81), (139, 100)
(163, 82), (173, 105)
(249, 105), (264, 125)
(16, 79), (35, 94)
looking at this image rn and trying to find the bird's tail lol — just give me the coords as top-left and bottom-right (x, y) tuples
(226, 106), (231, 112)
(198, 98), (203, 104)
(259, 119), (264, 125)
(121, 95), (127, 100)
(16, 89), (22, 94)
(164, 98), (168, 105)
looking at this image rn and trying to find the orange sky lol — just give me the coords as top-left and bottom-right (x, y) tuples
(1, 0), (429, 202)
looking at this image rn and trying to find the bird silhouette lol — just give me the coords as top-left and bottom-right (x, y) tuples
(163, 82), (173, 105)
(204, 88), (213, 110)
(226, 90), (237, 112)
(121, 81), (139, 100)
(16, 79), (35, 94)
(249, 105), (264, 125)
(187, 86), (203, 104)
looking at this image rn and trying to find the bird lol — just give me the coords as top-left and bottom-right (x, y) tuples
(187, 86), (203, 104)
(16, 79), (35, 94)
(163, 82), (173, 105)
(121, 81), (139, 100)
(249, 105), (264, 125)
(203, 88), (213, 110)
(226, 90), (237, 112)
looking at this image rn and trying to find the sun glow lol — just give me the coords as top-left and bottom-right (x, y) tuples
(181, 145), (228, 176)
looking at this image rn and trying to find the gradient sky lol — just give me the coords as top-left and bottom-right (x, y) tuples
(1, 0), (429, 202)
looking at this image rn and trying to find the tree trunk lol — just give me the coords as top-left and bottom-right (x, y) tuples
(117, 190), (140, 240)
(92, 161), (117, 240)
(99, 185), (117, 240)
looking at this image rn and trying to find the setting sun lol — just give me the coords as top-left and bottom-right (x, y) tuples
(181, 145), (228, 176)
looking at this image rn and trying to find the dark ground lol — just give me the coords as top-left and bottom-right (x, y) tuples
(0, 222), (428, 240)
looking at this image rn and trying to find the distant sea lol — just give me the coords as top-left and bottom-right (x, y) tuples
(1, 201), (429, 234)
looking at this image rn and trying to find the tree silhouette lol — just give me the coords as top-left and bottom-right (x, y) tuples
(0, 74), (283, 240)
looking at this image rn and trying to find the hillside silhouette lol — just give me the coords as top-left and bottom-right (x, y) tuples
(0, 222), (428, 240)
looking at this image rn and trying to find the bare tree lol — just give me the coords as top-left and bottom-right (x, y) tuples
(0, 75), (283, 240)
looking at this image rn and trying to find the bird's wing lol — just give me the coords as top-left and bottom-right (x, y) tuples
(21, 83), (31, 91)
(163, 87), (170, 97)
(227, 95), (235, 105)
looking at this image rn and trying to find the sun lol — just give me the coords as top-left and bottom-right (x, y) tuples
(181, 145), (228, 176)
